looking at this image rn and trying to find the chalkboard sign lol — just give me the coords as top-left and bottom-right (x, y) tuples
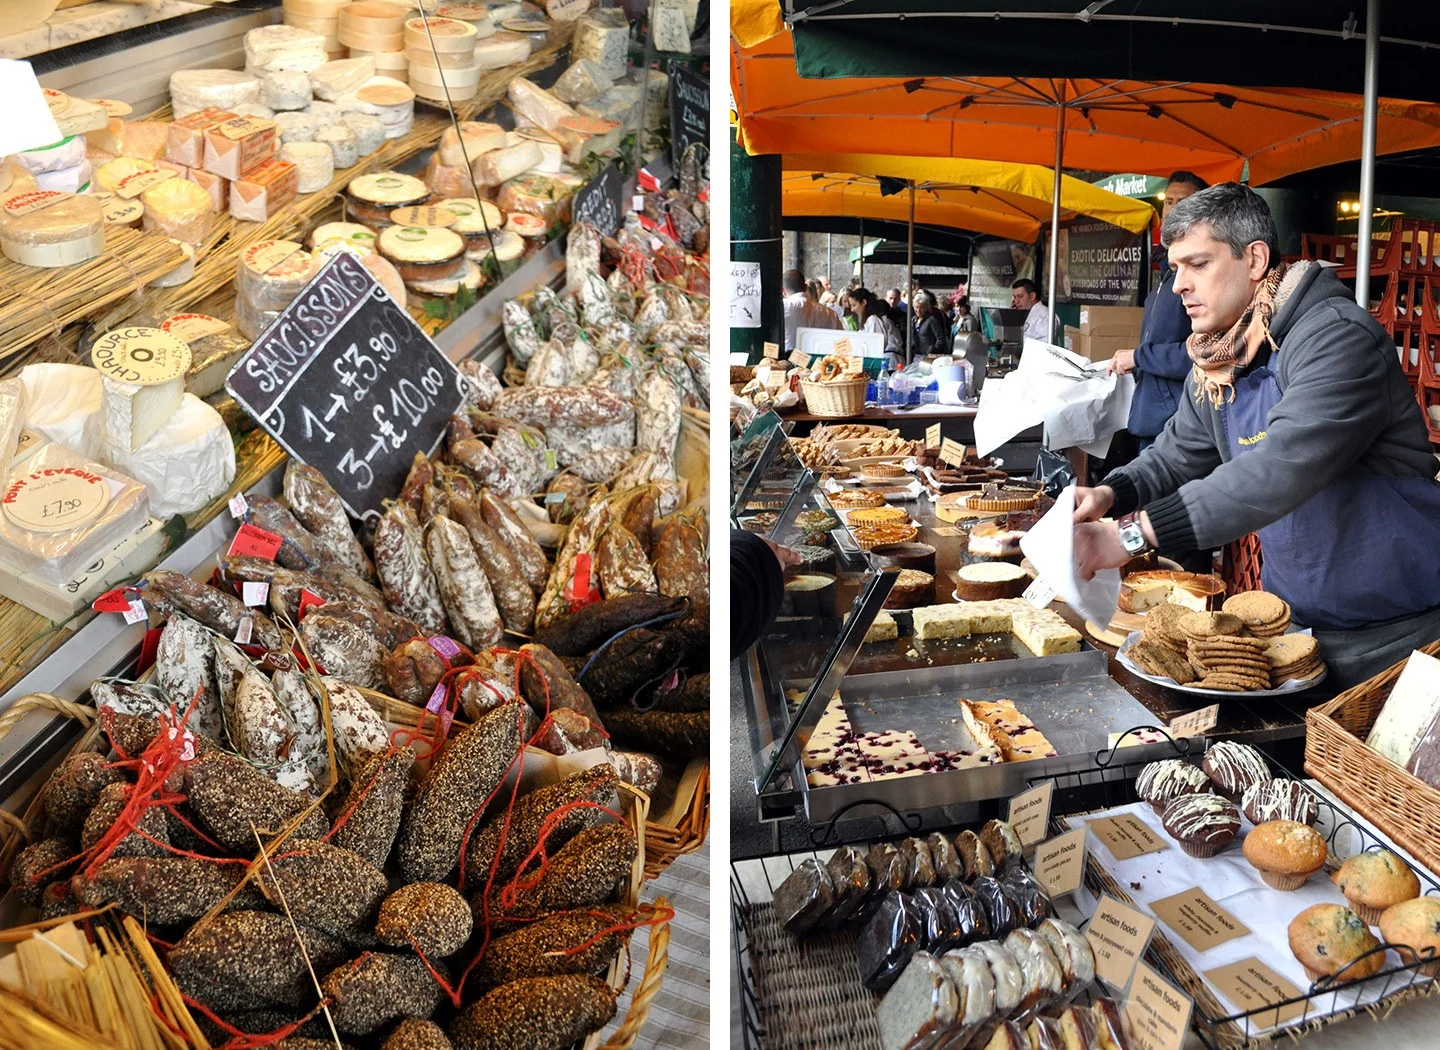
(225, 252), (467, 521)
(571, 159), (624, 236)
(669, 62), (708, 169)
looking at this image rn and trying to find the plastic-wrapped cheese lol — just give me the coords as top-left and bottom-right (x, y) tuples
(315, 123), (359, 168)
(161, 314), (249, 397)
(472, 141), (543, 186)
(572, 9), (628, 79)
(246, 25), (329, 74)
(167, 108), (236, 167)
(651, 0), (691, 53)
(238, 240), (317, 311)
(423, 154), (473, 199)
(141, 178), (215, 246)
(236, 294), (282, 341)
(410, 257), (482, 296)
(96, 158), (157, 194)
(311, 57), (376, 100)
(16, 363), (103, 458)
(263, 71), (313, 111)
(0, 160), (39, 209)
(280, 142), (335, 193)
(170, 70), (261, 119)
(34, 160), (93, 194)
(273, 110), (318, 144)
(103, 394), (235, 517)
(1, 193), (105, 268)
(473, 30), (531, 70)
(0, 378), (21, 468)
(231, 160), (300, 221)
(309, 221), (378, 251)
(552, 59), (614, 104)
(438, 121), (507, 168)
(440, 197), (505, 248)
(15, 136), (87, 175)
(340, 113), (386, 155)
(0, 443), (151, 588)
(496, 173), (575, 225)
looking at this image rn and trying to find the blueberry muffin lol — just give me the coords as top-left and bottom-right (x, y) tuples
(1135, 759), (1210, 814)
(1287, 903), (1384, 982)
(1377, 897), (1440, 976)
(1332, 849), (1421, 925)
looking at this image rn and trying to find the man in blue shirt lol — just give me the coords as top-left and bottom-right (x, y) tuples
(1109, 172), (1208, 449)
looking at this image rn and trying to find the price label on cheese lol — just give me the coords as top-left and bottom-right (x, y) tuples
(217, 115), (275, 141)
(116, 168), (177, 199)
(939, 437), (967, 466)
(1169, 704), (1219, 738)
(244, 239), (304, 275)
(925, 423), (941, 449)
(788, 349), (811, 369)
(390, 205), (459, 228)
(90, 327), (192, 386)
(762, 342), (780, 360)
(3, 190), (67, 218)
(2, 467), (111, 533)
(94, 98), (133, 118)
(357, 83), (416, 106)
(98, 194), (144, 225)
(163, 313), (230, 343)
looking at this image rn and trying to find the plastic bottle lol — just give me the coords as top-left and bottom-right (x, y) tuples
(876, 367), (891, 406)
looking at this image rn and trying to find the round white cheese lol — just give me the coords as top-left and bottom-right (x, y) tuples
(440, 196), (504, 234)
(33, 159), (93, 195)
(315, 122), (359, 168)
(409, 257), (482, 295)
(141, 178), (216, 247)
(102, 394), (235, 517)
(340, 112), (387, 154)
(281, 141), (336, 193)
(348, 171), (429, 207)
(379, 224), (466, 265)
(169, 69), (261, 119)
(263, 70), (313, 111)
(273, 109), (319, 143)
(15, 136), (87, 175)
(309, 221), (379, 251)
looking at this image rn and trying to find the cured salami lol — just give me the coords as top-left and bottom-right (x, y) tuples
(448, 500), (536, 635)
(373, 502), (449, 635)
(478, 489), (548, 593)
(424, 516), (503, 649)
(282, 463), (374, 580)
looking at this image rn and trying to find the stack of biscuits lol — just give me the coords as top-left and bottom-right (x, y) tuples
(1128, 604), (1199, 683)
(1264, 634), (1324, 684)
(1180, 613), (1272, 691)
(1222, 590), (1291, 636)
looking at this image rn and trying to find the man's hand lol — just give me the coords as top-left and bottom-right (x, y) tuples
(760, 537), (802, 571)
(1074, 521), (1132, 581)
(1073, 485), (1116, 523)
(1107, 348), (1136, 376)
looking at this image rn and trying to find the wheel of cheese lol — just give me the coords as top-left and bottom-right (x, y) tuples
(410, 79), (478, 102)
(403, 15), (478, 52)
(349, 48), (409, 72)
(439, 196), (503, 235)
(338, 26), (405, 50)
(406, 46), (478, 69)
(283, 12), (340, 32)
(406, 62), (481, 90)
(283, 0), (351, 16)
(0, 193), (105, 268)
(340, 1), (409, 30)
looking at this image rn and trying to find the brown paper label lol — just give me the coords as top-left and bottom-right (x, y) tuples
(789, 348), (811, 369)
(116, 168), (177, 199)
(1007, 780), (1053, 848)
(99, 195), (144, 225)
(1151, 887), (1251, 952)
(217, 115), (275, 141)
(925, 422), (941, 448)
(762, 342), (780, 360)
(3, 190), (68, 218)
(940, 437), (967, 467)
(390, 205), (458, 228)
(545, 0), (588, 21)
(1085, 894), (1157, 991)
(1169, 703), (1219, 738)
(930, 525), (961, 537)
(244, 239), (304, 275)
(834, 336), (853, 357)
(90, 327), (192, 386)
(1088, 813), (1168, 860)
(2, 468), (110, 534)
(1205, 957), (1305, 1027)
(357, 83), (416, 106)
(1124, 961), (1192, 1050)
(1032, 827), (1086, 896)
(162, 313), (228, 343)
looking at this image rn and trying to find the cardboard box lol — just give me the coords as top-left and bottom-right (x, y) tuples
(1071, 330), (1133, 363)
(1079, 305), (1144, 339)
(1063, 325), (1081, 352)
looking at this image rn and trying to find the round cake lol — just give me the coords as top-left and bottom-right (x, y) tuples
(1332, 849), (1421, 925)
(854, 522), (918, 550)
(967, 520), (1027, 559)
(741, 512), (778, 533)
(868, 542), (937, 574)
(1241, 778), (1317, 826)
(1242, 819), (1328, 890)
(782, 573), (837, 617)
(1135, 759), (1211, 814)
(828, 489), (886, 509)
(882, 569), (935, 609)
(795, 509), (838, 533)
(788, 545), (836, 576)
(954, 562), (1028, 600)
(846, 506), (909, 526)
(1161, 792), (1240, 858)
(1200, 741), (1270, 800)
(1288, 904), (1384, 982)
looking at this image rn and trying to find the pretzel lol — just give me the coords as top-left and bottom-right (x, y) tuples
(816, 355), (847, 381)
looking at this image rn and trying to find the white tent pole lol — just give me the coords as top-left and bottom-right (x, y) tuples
(1047, 86), (1066, 343)
(905, 181), (915, 363)
(1356, 0), (1381, 308)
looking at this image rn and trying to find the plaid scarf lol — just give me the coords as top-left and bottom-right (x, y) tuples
(1187, 263), (1289, 407)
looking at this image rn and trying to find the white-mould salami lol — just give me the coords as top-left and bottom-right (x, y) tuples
(502, 300), (541, 364)
(424, 516), (503, 649)
(154, 614), (225, 741)
(300, 612), (388, 691)
(322, 678), (390, 769)
(535, 498), (610, 629)
(635, 371), (681, 457)
(373, 501), (449, 635)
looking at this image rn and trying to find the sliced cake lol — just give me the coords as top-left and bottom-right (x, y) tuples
(954, 561), (1029, 600)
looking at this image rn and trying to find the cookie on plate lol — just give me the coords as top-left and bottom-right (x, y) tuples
(1129, 640), (1197, 684)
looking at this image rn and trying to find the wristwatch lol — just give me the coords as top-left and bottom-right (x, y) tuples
(1117, 512), (1153, 557)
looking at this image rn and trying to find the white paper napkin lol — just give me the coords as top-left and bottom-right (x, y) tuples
(1019, 484), (1120, 625)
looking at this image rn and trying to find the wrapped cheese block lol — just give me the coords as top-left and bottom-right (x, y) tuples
(262, 71), (314, 111)
(341, 113), (386, 155)
(0, 443), (151, 587)
(0, 193), (105, 268)
(170, 70), (261, 119)
(472, 141), (542, 186)
(472, 30), (531, 70)
(161, 314), (249, 397)
(238, 240), (317, 312)
(34, 160), (93, 194)
(496, 173), (575, 225)
(14, 137), (87, 176)
(203, 116), (279, 180)
(315, 123), (359, 167)
(552, 59), (614, 104)
(167, 108), (237, 167)
(231, 160), (301, 221)
(438, 121), (507, 168)
(281, 142), (335, 193)
(572, 9), (628, 79)
(141, 177), (216, 246)
(246, 25), (329, 75)
(16, 364), (104, 458)
(273, 110), (318, 144)
(188, 169), (229, 213)
(423, 154), (473, 198)
(103, 394), (235, 517)
(311, 57), (376, 100)
(95, 158), (157, 194)
(552, 114), (623, 165)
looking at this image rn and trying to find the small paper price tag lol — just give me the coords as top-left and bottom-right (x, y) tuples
(1124, 962), (1193, 1050)
(543, 449), (558, 471)
(1024, 577), (1058, 609)
(632, 194), (645, 211)
(1032, 827), (1087, 896)
(1169, 704), (1219, 738)
(1150, 887), (1251, 952)
(92, 588), (132, 613)
(544, 491), (568, 504)
(762, 341), (780, 360)
(1088, 813), (1169, 860)
(1204, 958), (1306, 1027)
(122, 599), (147, 625)
(834, 336), (853, 357)
(925, 423), (941, 449)
(1007, 781), (1054, 847)
(1085, 895), (1157, 991)
(228, 494), (248, 519)
(234, 616), (253, 645)
(228, 523), (284, 561)
(241, 582), (270, 607)
(939, 437), (967, 467)
(428, 636), (462, 661)
(788, 348), (811, 369)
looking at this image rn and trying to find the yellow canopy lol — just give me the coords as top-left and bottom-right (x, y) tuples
(782, 154), (1155, 242)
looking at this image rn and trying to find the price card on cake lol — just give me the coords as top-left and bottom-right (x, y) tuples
(925, 423), (941, 449)
(1085, 895), (1156, 991)
(1150, 887), (1251, 952)
(1088, 813), (1168, 860)
(1006, 780), (1053, 847)
(1032, 827), (1086, 896)
(939, 437), (967, 467)
(788, 348), (811, 369)
(1124, 961), (1192, 1050)
(1204, 958), (1305, 1027)
(762, 341), (780, 360)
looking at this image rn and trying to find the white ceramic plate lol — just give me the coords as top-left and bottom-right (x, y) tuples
(1116, 630), (1326, 697)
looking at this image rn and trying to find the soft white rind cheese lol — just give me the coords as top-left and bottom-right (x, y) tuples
(170, 70), (262, 119)
(102, 394), (235, 517)
(102, 375), (185, 454)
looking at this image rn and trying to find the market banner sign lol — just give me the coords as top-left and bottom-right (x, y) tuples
(1093, 173), (1167, 200)
(968, 239), (1035, 307)
(1054, 220), (1145, 306)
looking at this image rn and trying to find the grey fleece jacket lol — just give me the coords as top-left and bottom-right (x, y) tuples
(1105, 262), (1437, 552)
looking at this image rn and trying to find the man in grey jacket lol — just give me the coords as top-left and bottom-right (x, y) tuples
(1074, 184), (1440, 688)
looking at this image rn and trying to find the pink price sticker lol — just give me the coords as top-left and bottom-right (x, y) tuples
(440, 708), (454, 733)
(122, 599), (147, 625)
(426, 682), (447, 713)
(428, 636), (462, 661)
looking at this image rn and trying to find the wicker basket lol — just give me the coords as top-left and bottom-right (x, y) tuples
(1305, 638), (1440, 874)
(799, 376), (867, 418)
(644, 761), (710, 881)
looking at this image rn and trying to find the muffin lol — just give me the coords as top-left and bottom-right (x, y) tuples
(1332, 849), (1421, 925)
(1161, 793), (1240, 858)
(1378, 897), (1440, 976)
(1288, 903), (1384, 982)
(1200, 741), (1270, 800)
(1241, 778), (1317, 826)
(1135, 759), (1211, 814)
(1242, 820), (1328, 890)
